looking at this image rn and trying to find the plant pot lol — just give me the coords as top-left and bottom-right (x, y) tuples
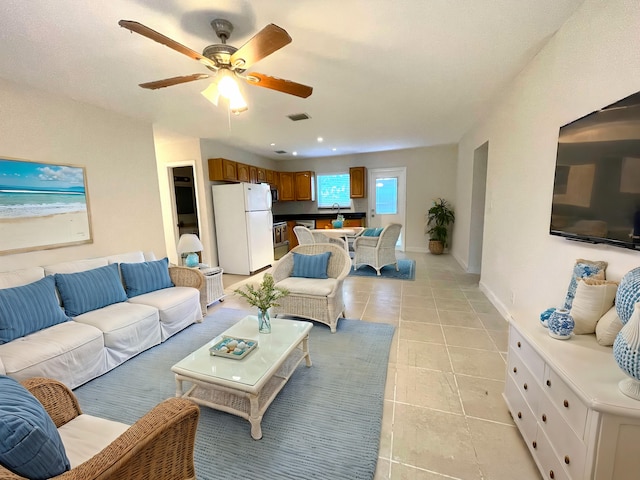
(428, 240), (444, 255)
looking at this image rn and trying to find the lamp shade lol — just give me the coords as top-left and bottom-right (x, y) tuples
(177, 234), (203, 254)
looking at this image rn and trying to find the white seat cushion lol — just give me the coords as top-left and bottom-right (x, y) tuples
(276, 277), (338, 296)
(0, 322), (106, 389)
(57, 414), (129, 468)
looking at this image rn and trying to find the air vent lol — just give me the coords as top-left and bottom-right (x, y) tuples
(287, 113), (311, 121)
(274, 150), (287, 154)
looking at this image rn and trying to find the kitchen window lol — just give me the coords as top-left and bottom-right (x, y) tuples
(317, 173), (351, 208)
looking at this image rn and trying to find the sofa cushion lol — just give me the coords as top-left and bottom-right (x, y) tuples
(0, 276), (70, 344)
(0, 375), (70, 479)
(292, 252), (332, 279)
(0, 267), (45, 289)
(43, 258), (108, 276)
(362, 227), (383, 237)
(120, 257), (174, 298)
(276, 277), (338, 296)
(55, 264), (127, 317)
(105, 251), (146, 265)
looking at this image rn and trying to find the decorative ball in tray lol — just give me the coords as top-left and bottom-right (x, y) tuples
(209, 336), (258, 359)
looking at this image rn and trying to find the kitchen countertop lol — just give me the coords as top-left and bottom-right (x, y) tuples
(273, 212), (366, 222)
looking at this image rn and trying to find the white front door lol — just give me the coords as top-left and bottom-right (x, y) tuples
(367, 167), (406, 251)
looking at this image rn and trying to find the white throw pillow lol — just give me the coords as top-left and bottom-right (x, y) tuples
(571, 278), (618, 334)
(595, 305), (624, 346)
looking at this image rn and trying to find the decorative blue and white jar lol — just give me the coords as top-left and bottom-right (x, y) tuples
(540, 307), (555, 328)
(613, 267), (640, 399)
(548, 308), (574, 340)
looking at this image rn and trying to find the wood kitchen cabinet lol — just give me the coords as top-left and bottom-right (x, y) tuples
(295, 171), (315, 201)
(315, 218), (363, 229)
(257, 168), (267, 183)
(236, 163), (251, 183)
(279, 172), (295, 201)
(350, 166), (367, 198)
(208, 158), (237, 182)
(249, 165), (258, 183)
(266, 169), (275, 186)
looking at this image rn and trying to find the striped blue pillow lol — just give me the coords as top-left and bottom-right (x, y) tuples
(0, 276), (70, 344)
(0, 376), (71, 479)
(292, 252), (332, 279)
(120, 257), (174, 298)
(55, 263), (127, 317)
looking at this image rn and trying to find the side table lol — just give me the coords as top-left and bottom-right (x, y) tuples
(199, 267), (224, 315)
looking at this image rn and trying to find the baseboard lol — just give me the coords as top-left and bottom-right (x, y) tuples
(479, 280), (511, 321)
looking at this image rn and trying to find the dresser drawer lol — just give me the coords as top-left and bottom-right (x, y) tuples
(508, 347), (542, 414)
(543, 364), (588, 439)
(536, 426), (570, 480)
(505, 375), (537, 444)
(510, 326), (545, 382)
(538, 391), (587, 480)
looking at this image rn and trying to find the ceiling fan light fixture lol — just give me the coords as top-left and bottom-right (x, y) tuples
(201, 82), (220, 106)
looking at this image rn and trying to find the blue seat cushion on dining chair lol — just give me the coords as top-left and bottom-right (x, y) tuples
(0, 376), (70, 479)
(292, 252), (332, 279)
(362, 227), (383, 237)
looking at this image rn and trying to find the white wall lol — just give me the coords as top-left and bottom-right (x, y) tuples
(0, 79), (165, 271)
(454, 0), (640, 318)
(274, 145), (458, 252)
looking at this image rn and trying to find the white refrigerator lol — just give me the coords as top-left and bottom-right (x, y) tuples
(211, 182), (274, 275)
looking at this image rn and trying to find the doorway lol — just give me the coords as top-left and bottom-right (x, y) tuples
(468, 142), (488, 274)
(367, 167), (407, 251)
(171, 165), (200, 240)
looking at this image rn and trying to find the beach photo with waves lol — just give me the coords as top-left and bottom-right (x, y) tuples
(0, 158), (92, 254)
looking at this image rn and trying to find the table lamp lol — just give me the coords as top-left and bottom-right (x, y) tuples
(177, 234), (204, 268)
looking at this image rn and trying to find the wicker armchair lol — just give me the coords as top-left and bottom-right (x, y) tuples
(271, 244), (352, 333)
(0, 378), (199, 480)
(353, 224), (402, 275)
(293, 226), (347, 249)
(169, 265), (206, 316)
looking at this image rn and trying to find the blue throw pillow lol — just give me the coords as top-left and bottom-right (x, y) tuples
(292, 252), (332, 279)
(0, 376), (70, 479)
(55, 263), (127, 317)
(362, 227), (383, 237)
(120, 257), (174, 298)
(0, 276), (70, 345)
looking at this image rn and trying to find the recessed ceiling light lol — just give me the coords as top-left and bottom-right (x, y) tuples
(292, 151), (298, 156)
(270, 143), (275, 146)
(332, 148), (337, 151)
(317, 137), (323, 143)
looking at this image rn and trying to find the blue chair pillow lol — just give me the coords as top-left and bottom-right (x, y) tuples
(292, 252), (332, 279)
(55, 263), (127, 317)
(362, 227), (383, 237)
(0, 376), (70, 479)
(0, 276), (70, 345)
(120, 257), (174, 298)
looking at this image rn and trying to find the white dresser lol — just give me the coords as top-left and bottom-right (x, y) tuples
(504, 314), (640, 480)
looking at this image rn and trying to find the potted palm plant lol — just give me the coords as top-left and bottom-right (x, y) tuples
(426, 198), (455, 255)
(234, 274), (289, 333)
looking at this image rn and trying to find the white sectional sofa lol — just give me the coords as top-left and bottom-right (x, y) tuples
(0, 251), (203, 389)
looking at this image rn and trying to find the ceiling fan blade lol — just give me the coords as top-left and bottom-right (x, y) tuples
(139, 74), (210, 90)
(230, 24), (292, 70)
(245, 72), (313, 98)
(119, 20), (218, 70)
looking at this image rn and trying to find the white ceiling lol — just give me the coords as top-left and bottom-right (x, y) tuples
(0, 0), (585, 160)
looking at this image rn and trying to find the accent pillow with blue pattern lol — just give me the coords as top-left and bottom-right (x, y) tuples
(362, 227), (383, 237)
(0, 376), (70, 479)
(120, 257), (174, 298)
(292, 251), (332, 279)
(55, 263), (127, 317)
(0, 276), (70, 344)
(563, 259), (607, 311)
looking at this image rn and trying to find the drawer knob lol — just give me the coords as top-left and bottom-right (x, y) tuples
(517, 341), (522, 348)
(542, 413), (547, 422)
(564, 399), (569, 408)
(517, 411), (522, 419)
(546, 379), (551, 387)
(564, 455), (570, 465)
(532, 440), (537, 449)
(550, 470), (555, 479)
(523, 383), (528, 390)
(513, 367), (518, 373)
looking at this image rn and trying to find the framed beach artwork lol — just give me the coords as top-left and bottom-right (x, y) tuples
(0, 157), (92, 255)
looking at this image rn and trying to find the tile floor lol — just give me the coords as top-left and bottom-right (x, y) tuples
(218, 252), (541, 480)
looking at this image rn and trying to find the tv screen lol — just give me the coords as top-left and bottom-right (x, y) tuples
(550, 90), (640, 250)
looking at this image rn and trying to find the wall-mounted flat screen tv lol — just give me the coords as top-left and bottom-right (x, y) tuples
(550, 90), (640, 250)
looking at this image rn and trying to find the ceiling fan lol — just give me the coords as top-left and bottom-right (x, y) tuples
(118, 18), (313, 113)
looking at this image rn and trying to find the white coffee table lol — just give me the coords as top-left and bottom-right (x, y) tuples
(171, 316), (313, 439)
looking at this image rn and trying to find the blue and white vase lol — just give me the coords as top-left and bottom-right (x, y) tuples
(548, 308), (574, 340)
(613, 267), (640, 399)
(540, 307), (555, 328)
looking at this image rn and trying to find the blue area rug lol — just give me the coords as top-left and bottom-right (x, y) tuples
(350, 258), (416, 280)
(73, 308), (394, 480)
